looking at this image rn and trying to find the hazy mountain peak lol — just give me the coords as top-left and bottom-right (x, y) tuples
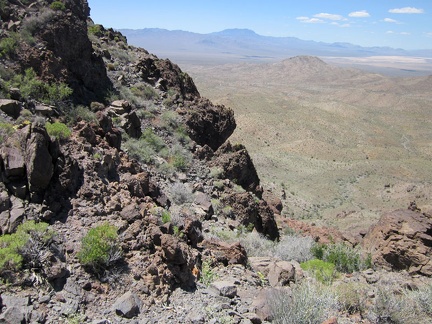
(285, 55), (327, 66)
(211, 28), (259, 37)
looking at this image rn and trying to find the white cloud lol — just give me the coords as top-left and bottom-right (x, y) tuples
(331, 22), (351, 28)
(389, 7), (424, 14)
(386, 30), (411, 36)
(400, 32), (411, 35)
(349, 10), (370, 18)
(314, 13), (346, 21)
(296, 17), (324, 23)
(383, 18), (398, 23)
(386, 31), (395, 34)
(426, 32), (432, 38)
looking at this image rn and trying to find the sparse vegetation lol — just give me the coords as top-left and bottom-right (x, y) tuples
(50, 1), (66, 11)
(0, 221), (55, 274)
(169, 182), (193, 205)
(312, 242), (371, 273)
(268, 281), (339, 324)
(6, 68), (72, 104)
(301, 259), (337, 284)
(77, 223), (122, 276)
(200, 260), (217, 286)
(0, 37), (17, 58)
(45, 121), (71, 140)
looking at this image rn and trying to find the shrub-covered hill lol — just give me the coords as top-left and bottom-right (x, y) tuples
(1, 1), (432, 323)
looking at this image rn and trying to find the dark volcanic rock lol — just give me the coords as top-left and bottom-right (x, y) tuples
(211, 142), (261, 195)
(363, 207), (432, 276)
(186, 98), (236, 151)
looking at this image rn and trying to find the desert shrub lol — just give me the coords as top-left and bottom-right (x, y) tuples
(0, 122), (14, 142)
(168, 144), (191, 171)
(0, 221), (54, 273)
(64, 105), (96, 124)
(300, 259), (337, 284)
(409, 284), (432, 316)
(88, 24), (103, 36)
(274, 235), (314, 262)
(141, 128), (166, 152)
(77, 223), (122, 275)
(334, 282), (368, 315)
(131, 84), (159, 100)
(21, 9), (56, 41)
(200, 260), (217, 286)
(237, 231), (275, 257)
(123, 137), (155, 164)
(161, 210), (171, 224)
(312, 242), (370, 273)
(268, 281), (339, 324)
(7, 68), (72, 104)
(368, 285), (422, 323)
(50, 1), (66, 11)
(161, 110), (179, 131)
(169, 182), (193, 205)
(0, 37), (17, 58)
(45, 122), (71, 140)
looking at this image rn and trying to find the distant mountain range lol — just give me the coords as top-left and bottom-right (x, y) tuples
(119, 28), (432, 64)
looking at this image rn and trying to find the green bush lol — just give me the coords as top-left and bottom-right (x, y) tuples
(0, 221), (54, 273)
(161, 210), (171, 224)
(268, 281), (339, 324)
(0, 122), (14, 142)
(312, 242), (371, 273)
(0, 37), (17, 58)
(45, 122), (71, 140)
(50, 1), (66, 11)
(200, 260), (217, 286)
(77, 223), (122, 275)
(301, 259), (337, 284)
(7, 68), (72, 104)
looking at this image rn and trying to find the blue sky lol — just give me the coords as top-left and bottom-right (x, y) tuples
(87, 0), (432, 50)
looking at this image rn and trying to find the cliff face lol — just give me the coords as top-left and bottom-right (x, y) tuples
(0, 1), (280, 322)
(1, 0), (110, 102)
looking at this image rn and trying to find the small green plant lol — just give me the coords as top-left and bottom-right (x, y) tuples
(88, 24), (103, 36)
(77, 223), (122, 275)
(161, 210), (171, 224)
(257, 271), (267, 286)
(200, 260), (217, 286)
(300, 259), (337, 284)
(0, 122), (14, 142)
(50, 1), (66, 11)
(268, 281), (339, 324)
(45, 122), (71, 140)
(7, 68), (72, 104)
(0, 37), (17, 58)
(312, 242), (370, 273)
(0, 221), (55, 273)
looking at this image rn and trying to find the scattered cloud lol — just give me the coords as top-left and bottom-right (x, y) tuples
(386, 30), (411, 36)
(426, 32), (432, 38)
(349, 10), (370, 18)
(296, 16), (324, 23)
(331, 22), (351, 28)
(383, 18), (399, 23)
(389, 7), (424, 14)
(314, 13), (346, 21)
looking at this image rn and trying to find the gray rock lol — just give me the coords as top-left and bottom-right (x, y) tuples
(0, 191), (10, 213)
(35, 104), (55, 117)
(0, 294), (30, 324)
(0, 99), (21, 119)
(2, 146), (26, 178)
(113, 291), (143, 319)
(8, 196), (25, 233)
(210, 281), (238, 298)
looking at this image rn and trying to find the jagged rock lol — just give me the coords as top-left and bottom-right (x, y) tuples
(77, 123), (97, 145)
(249, 257), (303, 287)
(202, 239), (248, 266)
(35, 104), (56, 117)
(123, 172), (150, 198)
(161, 234), (190, 265)
(1, 146), (26, 179)
(251, 289), (275, 322)
(109, 100), (131, 115)
(210, 280), (238, 298)
(221, 192), (279, 241)
(212, 142), (261, 194)
(122, 111), (142, 138)
(186, 98), (236, 151)
(363, 208), (432, 276)
(183, 217), (204, 247)
(112, 292), (143, 319)
(0, 99), (21, 119)
(0, 294), (30, 324)
(262, 190), (283, 215)
(135, 56), (199, 100)
(193, 192), (214, 220)
(0, 190), (10, 212)
(25, 126), (54, 194)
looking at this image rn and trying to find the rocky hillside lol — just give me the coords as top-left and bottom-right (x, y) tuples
(0, 1), (432, 323)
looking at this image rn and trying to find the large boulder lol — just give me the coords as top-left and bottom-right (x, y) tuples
(186, 98), (236, 151)
(0, 99), (21, 119)
(211, 142), (261, 195)
(363, 207), (432, 276)
(221, 192), (279, 241)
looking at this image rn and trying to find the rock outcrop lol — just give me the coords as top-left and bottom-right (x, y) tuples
(363, 206), (432, 276)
